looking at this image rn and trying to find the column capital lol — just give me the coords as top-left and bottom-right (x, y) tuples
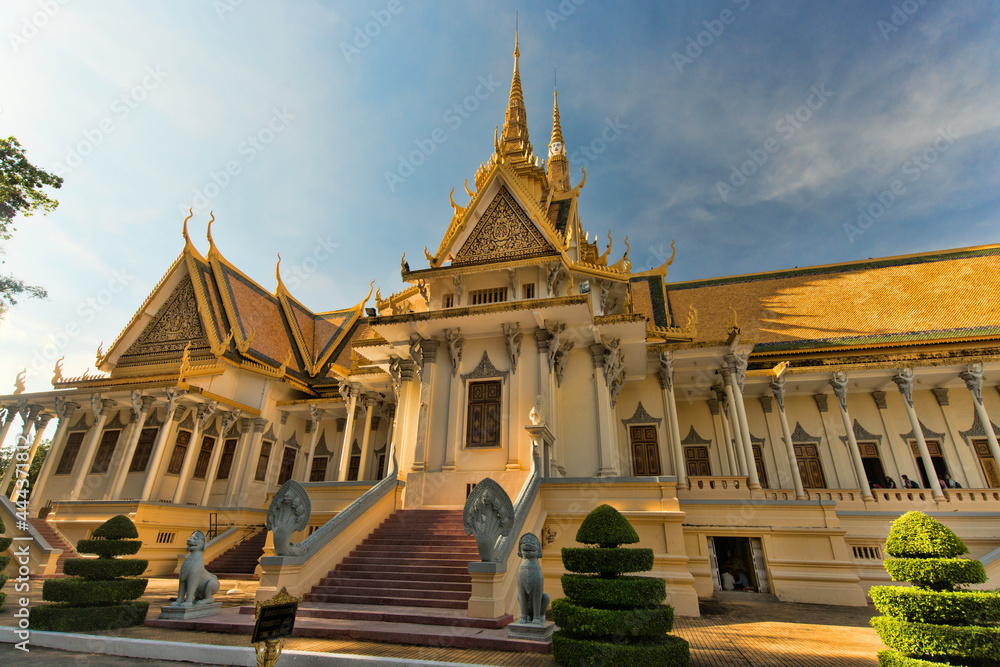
(589, 343), (606, 369)
(719, 366), (732, 384)
(769, 376), (786, 412)
(54, 396), (80, 422)
(309, 404), (326, 426)
(931, 387), (949, 407)
(813, 393), (829, 413)
(534, 327), (552, 352)
(254, 417), (268, 433)
(34, 413), (53, 431)
(829, 371), (849, 412)
(959, 364), (984, 405)
(724, 352), (748, 391)
(658, 351), (674, 389)
(445, 328), (465, 376)
(163, 387), (185, 414)
(420, 338), (440, 363)
(872, 390), (888, 410)
(707, 397), (720, 415)
(892, 368), (915, 407)
(759, 395), (773, 414)
(279, 410), (289, 425)
(197, 400), (218, 429)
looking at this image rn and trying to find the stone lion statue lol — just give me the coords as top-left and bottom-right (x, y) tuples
(172, 530), (220, 607)
(516, 532), (549, 625)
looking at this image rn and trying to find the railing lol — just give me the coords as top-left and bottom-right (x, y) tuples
(466, 439), (544, 619)
(255, 446), (404, 600)
(0, 496), (61, 577)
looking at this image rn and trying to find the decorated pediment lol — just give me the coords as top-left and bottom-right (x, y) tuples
(120, 274), (212, 363)
(452, 185), (557, 267)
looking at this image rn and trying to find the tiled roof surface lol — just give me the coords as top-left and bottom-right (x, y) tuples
(665, 246), (1000, 349)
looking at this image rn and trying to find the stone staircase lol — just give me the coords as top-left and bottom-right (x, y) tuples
(27, 517), (78, 577)
(303, 508), (477, 609)
(206, 528), (266, 580)
(147, 509), (546, 652)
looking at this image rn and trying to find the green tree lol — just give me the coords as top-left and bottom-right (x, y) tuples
(0, 136), (63, 313)
(3, 438), (49, 496)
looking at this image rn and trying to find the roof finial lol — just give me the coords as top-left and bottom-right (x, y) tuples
(182, 207), (193, 244)
(499, 16), (534, 167)
(275, 252), (286, 293)
(515, 11), (519, 59)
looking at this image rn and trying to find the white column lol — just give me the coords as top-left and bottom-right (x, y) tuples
(770, 377), (807, 500)
(712, 388), (738, 475)
(200, 410), (241, 507)
(231, 417), (267, 503)
(720, 375), (748, 476)
(658, 352), (687, 488)
(357, 396), (376, 481)
(893, 369), (945, 500)
(724, 355), (760, 490)
(0, 406), (19, 453)
(140, 388), (184, 501)
(303, 406), (326, 482)
(264, 411), (289, 489)
(172, 402), (217, 504)
(30, 398), (80, 513)
(70, 398), (116, 500)
(9, 413), (51, 501)
(960, 364), (1000, 487)
(589, 343), (618, 477)
(0, 404), (40, 496)
(338, 388), (360, 481)
(831, 372), (874, 501)
(381, 404), (397, 478)
(410, 339), (439, 473)
(223, 418), (254, 504)
(108, 396), (156, 500)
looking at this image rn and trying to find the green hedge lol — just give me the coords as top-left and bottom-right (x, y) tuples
(42, 577), (148, 605)
(871, 616), (1000, 662)
(553, 633), (690, 666)
(0, 553), (10, 570)
(885, 512), (969, 560)
(30, 601), (149, 632)
(562, 547), (654, 576)
(0, 592), (5, 608)
(0, 535), (12, 551)
(562, 573), (665, 609)
(871, 586), (1000, 625)
(553, 598), (674, 640)
(92, 515), (139, 540)
(877, 649), (960, 667)
(62, 558), (148, 580)
(76, 539), (142, 559)
(576, 504), (639, 548)
(884, 557), (987, 591)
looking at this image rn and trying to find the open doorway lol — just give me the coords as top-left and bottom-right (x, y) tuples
(708, 536), (770, 594)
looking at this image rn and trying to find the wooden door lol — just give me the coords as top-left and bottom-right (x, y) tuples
(752, 444), (768, 488)
(794, 443), (826, 488)
(974, 440), (1000, 487)
(685, 446), (711, 476)
(629, 425), (661, 476)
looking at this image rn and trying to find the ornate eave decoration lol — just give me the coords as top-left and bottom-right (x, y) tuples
(461, 350), (509, 383)
(283, 430), (299, 449)
(959, 410), (1000, 446)
(452, 185), (556, 267)
(178, 409), (196, 430)
(749, 432), (765, 446)
(105, 411), (127, 430)
(621, 402), (662, 427)
(203, 417), (219, 437)
(839, 419), (883, 446)
(69, 413), (90, 432)
(680, 425), (712, 446)
(263, 424), (277, 441)
(899, 420), (946, 443)
(790, 422), (822, 444)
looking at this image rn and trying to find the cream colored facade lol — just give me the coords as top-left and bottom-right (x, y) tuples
(3, 40), (999, 620)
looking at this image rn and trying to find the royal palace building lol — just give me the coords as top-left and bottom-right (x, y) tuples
(2, 39), (999, 621)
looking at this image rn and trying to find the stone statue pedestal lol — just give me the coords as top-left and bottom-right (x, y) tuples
(157, 601), (223, 620)
(507, 620), (554, 642)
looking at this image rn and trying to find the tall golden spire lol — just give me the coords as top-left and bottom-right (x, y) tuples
(547, 73), (570, 190)
(499, 28), (535, 168)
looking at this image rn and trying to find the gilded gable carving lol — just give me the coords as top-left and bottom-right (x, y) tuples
(453, 186), (555, 266)
(121, 275), (211, 362)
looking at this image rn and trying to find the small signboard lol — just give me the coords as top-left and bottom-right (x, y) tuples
(252, 601), (299, 644)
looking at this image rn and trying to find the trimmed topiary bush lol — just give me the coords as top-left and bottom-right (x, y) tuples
(0, 516), (12, 610)
(871, 511), (1000, 667)
(553, 504), (689, 666)
(32, 515), (149, 632)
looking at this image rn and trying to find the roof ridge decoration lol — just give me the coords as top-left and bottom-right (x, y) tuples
(451, 185), (558, 267)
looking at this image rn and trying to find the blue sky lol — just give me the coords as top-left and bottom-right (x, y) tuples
(1, 0), (998, 427)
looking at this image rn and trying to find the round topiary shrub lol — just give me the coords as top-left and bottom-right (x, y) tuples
(33, 515), (149, 632)
(870, 511), (1000, 667)
(553, 504), (689, 666)
(0, 516), (12, 610)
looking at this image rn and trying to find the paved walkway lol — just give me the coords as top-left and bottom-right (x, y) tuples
(1, 579), (887, 665)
